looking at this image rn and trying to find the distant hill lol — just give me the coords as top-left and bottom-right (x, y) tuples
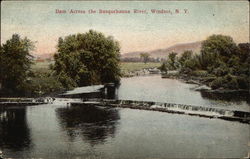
(122, 41), (202, 59)
(31, 41), (202, 61)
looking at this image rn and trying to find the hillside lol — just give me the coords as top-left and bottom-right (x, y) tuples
(122, 41), (202, 59)
(31, 41), (202, 60)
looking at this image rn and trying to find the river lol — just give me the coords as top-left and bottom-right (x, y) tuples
(0, 75), (249, 158)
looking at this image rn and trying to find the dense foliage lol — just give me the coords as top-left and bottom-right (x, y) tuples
(160, 34), (250, 90)
(53, 30), (121, 89)
(0, 34), (34, 95)
(160, 52), (180, 71)
(0, 34), (64, 96)
(28, 70), (64, 96)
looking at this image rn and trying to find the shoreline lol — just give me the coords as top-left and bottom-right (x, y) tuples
(121, 67), (161, 77)
(161, 72), (250, 94)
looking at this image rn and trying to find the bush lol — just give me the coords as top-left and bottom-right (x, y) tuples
(237, 76), (249, 89)
(180, 67), (192, 74)
(210, 77), (225, 89)
(212, 65), (229, 76)
(190, 70), (209, 77)
(26, 71), (64, 96)
(159, 62), (168, 73)
(226, 77), (239, 89)
(183, 59), (198, 70)
(210, 74), (242, 90)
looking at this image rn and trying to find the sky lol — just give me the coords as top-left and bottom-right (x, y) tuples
(1, 1), (249, 54)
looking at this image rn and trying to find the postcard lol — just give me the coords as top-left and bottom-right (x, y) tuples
(0, 1), (249, 158)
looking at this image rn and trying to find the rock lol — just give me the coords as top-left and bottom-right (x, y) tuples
(186, 80), (200, 85)
(167, 70), (178, 74)
(148, 68), (161, 74)
(194, 85), (211, 91)
(161, 73), (169, 78)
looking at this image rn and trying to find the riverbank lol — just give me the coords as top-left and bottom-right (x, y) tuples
(162, 71), (250, 94)
(122, 67), (161, 77)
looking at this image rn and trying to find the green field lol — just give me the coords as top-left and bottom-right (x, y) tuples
(120, 62), (161, 75)
(31, 61), (54, 73)
(32, 61), (161, 74)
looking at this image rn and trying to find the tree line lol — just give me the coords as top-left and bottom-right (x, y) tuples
(1, 33), (249, 96)
(160, 35), (250, 90)
(0, 30), (121, 96)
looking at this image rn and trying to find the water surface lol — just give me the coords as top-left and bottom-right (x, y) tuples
(0, 76), (249, 158)
(117, 76), (249, 111)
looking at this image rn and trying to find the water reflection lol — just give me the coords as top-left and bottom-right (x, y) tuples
(200, 90), (250, 104)
(56, 105), (120, 145)
(0, 107), (32, 150)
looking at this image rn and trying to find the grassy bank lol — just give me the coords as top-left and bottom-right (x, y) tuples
(121, 62), (161, 76)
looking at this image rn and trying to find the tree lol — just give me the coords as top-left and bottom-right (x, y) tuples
(159, 62), (168, 73)
(178, 50), (193, 67)
(166, 52), (179, 70)
(177, 35), (249, 90)
(0, 34), (34, 95)
(53, 30), (121, 89)
(238, 43), (250, 63)
(200, 34), (238, 69)
(140, 53), (150, 64)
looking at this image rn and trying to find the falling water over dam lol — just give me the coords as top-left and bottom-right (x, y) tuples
(71, 98), (250, 124)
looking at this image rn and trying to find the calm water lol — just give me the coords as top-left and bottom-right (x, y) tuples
(0, 76), (249, 158)
(117, 76), (249, 111)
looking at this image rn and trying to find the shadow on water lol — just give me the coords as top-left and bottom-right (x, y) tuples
(200, 90), (250, 104)
(0, 107), (32, 151)
(56, 105), (120, 145)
